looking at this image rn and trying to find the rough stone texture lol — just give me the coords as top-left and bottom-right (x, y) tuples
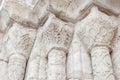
(69, 7), (118, 80)
(91, 46), (115, 80)
(4, 0), (49, 28)
(67, 39), (93, 80)
(25, 14), (74, 80)
(49, 0), (92, 22)
(2, 23), (37, 80)
(94, 0), (120, 14)
(0, 0), (120, 80)
(75, 7), (118, 50)
(111, 17), (120, 80)
(0, 0), (4, 11)
(0, 9), (11, 33)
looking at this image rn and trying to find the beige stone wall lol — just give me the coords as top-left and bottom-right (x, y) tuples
(0, 0), (120, 80)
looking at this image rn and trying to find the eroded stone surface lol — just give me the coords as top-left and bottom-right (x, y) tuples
(74, 7), (118, 80)
(0, 32), (8, 80)
(91, 46), (115, 80)
(0, 0), (4, 11)
(4, 0), (49, 28)
(3, 23), (36, 80)
(0, 0), (120, 80)
(25, 14), (74, 80)
(49, 0), (92, 22)
(48, 49), (66, 80)
(0, 9), (11, 32)
(94, 0), (120, 14)
(75, 7), (118, 51)
(5, 23), (36, 59)
(67, 37), (93, 80)
(111, 18), (120, 80)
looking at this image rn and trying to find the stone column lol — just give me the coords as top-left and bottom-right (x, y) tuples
(111, 26), (120, 80)
(5, 23), (36, 80)
(0, 33), (8, 80)
(47, 49), (66, 80)
(89, 26), (116, 80)
(90, 46), (115, 80)
(81, 45), (93, 80)
(8, 54), (26, 80)
(67, 33), (93, 80)
(25, 14), (74, 80)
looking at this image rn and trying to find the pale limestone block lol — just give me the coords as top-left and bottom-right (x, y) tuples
(74, 7), (118, 80)
(47, 49), (66, 80)
(6, 0), (39, 9)
(22, 0), (39, 8)
(111, 18), (120, 80)
(111, 38), (120, 80)
(24, 27), (46, 80)
(94, 0), (120, 14)
(0, 9), (11, 32)
(5, 0), (33, 25)
(4, 23), (36, 80)
(0, 0), (4, 11)
(87, 19), (116, 80)
(91, 46), (115, 80)
(0, 61), (8, 80)
(8, 54), (26, 80)
(4, 0), (48, 28)
(49, 0), (92, 22)
(31, 0), (49, 26)
(81, 45), (93, 80)
(67, 35), (83, 80)
(6, 23), (36, 59)
(25, 14), (74, 80)
(67, 34), (93, 80)
(0, 32), (8, 80)
(75, 7), (118, 51)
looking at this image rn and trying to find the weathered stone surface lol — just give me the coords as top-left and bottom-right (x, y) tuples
(5, 23), (36, 59)
(18, 0), (39, 8)
(4, 0), (49, 28)
(25, 14), (74, 80)
(48, 49), (66, 80)
(8, 54), (26, 80)
(67, 29), (93, 80)
(0, 9), (11, 32)
(94, 0), (120, 14)
(91, 46), (115, 80)
(74, 7), (118, 80)
(6, 0), (39, 9)
(0, 0), (4, 11)
(75, 7), (118, 51)
(4, 23), (36, 80)
(49, 0), (92, 22)
(0, 0), (120, 80)
(111, 18), (120, 80)
(88, 19), (116, 79)
(0, 32), (8, 80)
